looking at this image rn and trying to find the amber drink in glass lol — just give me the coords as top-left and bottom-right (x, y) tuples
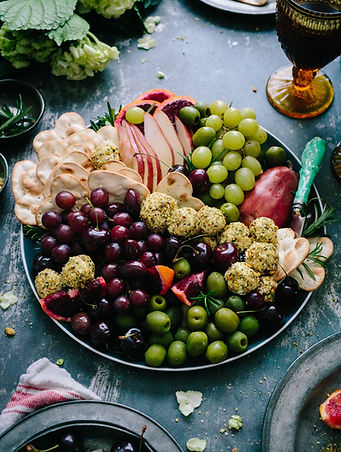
(267, 0), (341, 118)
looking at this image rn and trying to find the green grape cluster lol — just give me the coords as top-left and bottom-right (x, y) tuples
(0, 27), (57, 69)
(78, 0), (136, 19)
(180, 100), (270, 223)
(51, 32), (119, 80)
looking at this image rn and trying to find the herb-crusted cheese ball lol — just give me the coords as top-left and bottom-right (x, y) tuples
(219, 222), (252, 252)
(224, 262), (260, 295)
(92, 144), (119, 169)
(140, 192), (179, 233)
(61, 254), (95, 289)
(245, 242), (279, 275)
(201, 235), (218, 251)
(197, 206), (226, 235)
(258, 276), (278, 302)
(249, 217), (278, 245)
(35, 268), (63, 299)
(168, 207), (200, 237)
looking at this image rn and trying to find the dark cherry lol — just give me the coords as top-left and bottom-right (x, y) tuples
(91, 187), (109, 208)
(189, 169), (210, 194)
(154, 252), (164, 265)
(124, 239), (141, 260)
(40, 235), (57, 256)
(113, 295), (131, 314)
(88, 207), (106, 225)
(51, 244), (71, 264)
(118, 327), (146, 357)
(118, 261), (148, 280)
(245, 291), (265, 310)
(55, 191), (76, 210)
(105, 242), (122, 262)
(41, 211), (62, 230)
(61, 209), (73, 224)
(168, 164), (189, 177)
(213, 242), (238, 270)
(163, 236), (181, 262)
(146, 233), (164, 252)
(276, 276), (300, 302)
(107, 202), (124, 218)
(113, 212), (133, 228)
(101, 263), (118, 282)
(82, 228), (110, 247)
(129, 289), (149, 308)
(129, 221), (147, 240)
(111, 225), (130, 244)
(124, 189), (141, 218)
(88, 298), (113, 320)
(55, 224), (74, 244)
(33, 253), (56, 273)
(191, 242), (212, 270)
(90, 320), (114, 348)
(139, 251), (157, 268)
(106, 278), (125, 299)
(80, 203), (92, 216)
(260, 304), (284, 328)
(66, 211), (80, 225)
(137, 240), (148, 254)
(111, 440), (138, 452)
(71, 312), (91, 335)
(68, 213), (88, 233)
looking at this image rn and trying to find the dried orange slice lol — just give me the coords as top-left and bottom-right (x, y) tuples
(320, 389), (341, 429)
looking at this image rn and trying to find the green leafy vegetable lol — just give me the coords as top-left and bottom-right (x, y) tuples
(0, 0), (77, 31)
(47, 13), (90, 45)
(0, 291), (18, 310)
(90, 102), (119, 131)
(77, 0), (136, 19)
(0, 94), (35, 137)
(190, 291), (222, 316)
(302, 202), (337, 237)
(23, 224), (46, 241)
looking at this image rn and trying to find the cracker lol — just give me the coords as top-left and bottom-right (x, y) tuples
(12, 160), (37, 201)
(88, 170), (149, 204)
(156, 172), (204, 211)
(274, 228), (310, 281)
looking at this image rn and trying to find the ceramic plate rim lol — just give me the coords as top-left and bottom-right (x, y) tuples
(199, 0), (275, 16)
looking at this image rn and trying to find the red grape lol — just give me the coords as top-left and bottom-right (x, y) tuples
(55, 191), (76, 210)
(40, 236), (57, 256)
(106, 278), (125, 298)
(111, 225), (130, 243)
(55, 224), (74, 244)
(129, 221), (147, 240)
(71, 312), (91, 335)
(129, 289), (149, 308)
(146, 233), (164, 252)
(51, 244), (71, 264)
(91, 188), (109, 208)
(113, 295), (131, 314)
(189, 169), (210, 194)
(42, 211), (62, 230)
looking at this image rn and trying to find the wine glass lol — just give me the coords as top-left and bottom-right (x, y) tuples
(266, 0), (341, 118)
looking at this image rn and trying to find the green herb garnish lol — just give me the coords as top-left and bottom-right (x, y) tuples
(190, 290), (222, 315)
(23, 224), (45, 241)
(90, 102), (119, 131)
(302, 201), (337, 237)
(0, 94), (35, 137)
(298, 241), (329, 281)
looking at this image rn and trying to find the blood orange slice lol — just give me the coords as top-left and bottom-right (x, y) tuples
(40, 289), (81, 322)
(320, 389), (341, 429)
(148, 265), (175, 295)
(171, 271), (205, 306)
(134, 88), (175, 103)
(154, 96), (196, 126)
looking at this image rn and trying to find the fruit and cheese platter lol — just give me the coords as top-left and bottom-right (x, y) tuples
(13, 88), (335, 370)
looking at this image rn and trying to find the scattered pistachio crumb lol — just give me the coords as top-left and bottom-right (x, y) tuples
(56, 358), (64, 366)
(137, 36), (157, 50)
(228, 415), (243, 431)
(5, 327), (15, 336)
(141, 58), (147, 63)
(157, 71), (165, 79)
(175, 418), (179, 422)
(252, 86), (257, 92)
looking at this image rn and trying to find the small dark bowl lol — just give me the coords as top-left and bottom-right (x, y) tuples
(0, 153), (9, 194)
(0, 78), (45, 143)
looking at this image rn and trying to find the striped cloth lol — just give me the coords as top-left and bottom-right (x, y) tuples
(0, 358), (101, 434)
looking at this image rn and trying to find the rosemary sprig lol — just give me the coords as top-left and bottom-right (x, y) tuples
(302, 202), (337, 237)
(298, 241), (328, 281)
(190, 290), (223, 315)
(23, 224), (45, 241)
(0, 94), (35, 137)
(182, 153), (194, 173)
(90, 102), (120, 131)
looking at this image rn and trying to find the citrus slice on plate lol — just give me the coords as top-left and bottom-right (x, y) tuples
(320, 389), (341, 429)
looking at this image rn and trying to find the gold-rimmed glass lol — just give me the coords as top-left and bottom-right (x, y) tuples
(267, 0), (341, 118)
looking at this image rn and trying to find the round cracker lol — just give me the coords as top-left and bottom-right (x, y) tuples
(12, 160), (37, 201)
(156, 172), (204, 211)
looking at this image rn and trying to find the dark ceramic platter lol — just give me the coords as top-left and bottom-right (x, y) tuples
(21, 130), (322, 371)
(0, 400), (183, 452)
(262, 332), (341, 452)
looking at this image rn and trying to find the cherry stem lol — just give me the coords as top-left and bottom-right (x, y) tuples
(138, 425), (147, 452)
(26, 444), (59, 452)
(118, 332), (140, 340)
(173, 244), (198, 263)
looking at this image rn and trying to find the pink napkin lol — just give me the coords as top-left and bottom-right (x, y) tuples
(0, 358), (101, 434)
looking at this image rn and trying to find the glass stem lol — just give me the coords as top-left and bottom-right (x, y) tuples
(291, 67), (317, 100)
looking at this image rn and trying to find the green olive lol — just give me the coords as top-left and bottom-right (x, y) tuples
(214, 308), (240, 334)
(205, 322), (224, 343)
(265, 146), (286, 167)
(205, 340), (228, 364)
(225, 295), (246, 312)
(186, 305), (208, 331)
(187, 331), (208, 357)
(239, 315), (260, 337)
(194, 101), (210, 117)
(166, 306), (183, 331)
(174, 327), (190, 343)
(149, 331), (174, 347)
(227, 331), (248, 354)
(173, 258), (191, 280)
(167, 340), (187, 367)
(179, 106), (201, 127)
(148, 295), (167, 312)
(146, 311), (171, 335)
(145, 344), (166, 367)
(114, 314), (136, 332)
(206, 271), (228, 298)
